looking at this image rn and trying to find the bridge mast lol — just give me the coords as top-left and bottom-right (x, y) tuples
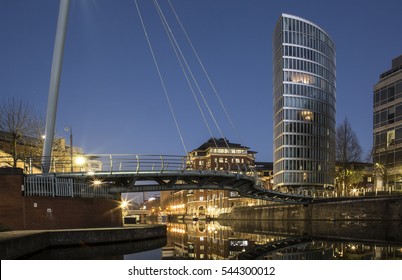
(42, 0), (70, 173)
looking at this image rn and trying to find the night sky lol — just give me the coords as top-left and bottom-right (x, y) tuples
(1, 0), (401, 162)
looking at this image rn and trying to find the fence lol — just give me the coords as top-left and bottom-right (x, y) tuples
(24, 175), (115, 199)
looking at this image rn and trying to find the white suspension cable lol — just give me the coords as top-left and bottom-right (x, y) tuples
(155, 1), (242, 171)
(165, 0), (244, 170)
(154, 0), (229, 150)
(152, 0), (217, 147)
(134, 0), (188, 155)
(167, 0), (245, 147)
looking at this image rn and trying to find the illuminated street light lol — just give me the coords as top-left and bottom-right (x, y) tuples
(121, 200), (129, 209)
(92, 179), (102, 186)
(75, 156), (86, 171)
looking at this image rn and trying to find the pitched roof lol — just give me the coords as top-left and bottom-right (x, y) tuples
(192, 138), (254, 152)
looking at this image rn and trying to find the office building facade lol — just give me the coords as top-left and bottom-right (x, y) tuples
(373, 55), (402, 191)
(272, 14), (336, 191)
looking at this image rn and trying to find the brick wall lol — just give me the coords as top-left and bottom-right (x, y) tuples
(0, 169), (123, 230)
(0, 169), (25, 230)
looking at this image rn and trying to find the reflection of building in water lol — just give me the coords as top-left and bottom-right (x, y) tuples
(163, 222), (287, 260)
(163, 222), (230, 260)
(259, 242), (402, 260)
(334, 243), (402, 260)
(160, 138), (274, 218)
(262, 242), (333, 260)
(162, 222), (402, 260)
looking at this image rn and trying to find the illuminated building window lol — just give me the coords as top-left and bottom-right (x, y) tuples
(387, 130), (395, 146)
(300, 110), (313, 121)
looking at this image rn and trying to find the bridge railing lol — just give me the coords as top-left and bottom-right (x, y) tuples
(21, 154), (258, 199)
(21, 154), (187, 174)
(22, 154), (257, 176)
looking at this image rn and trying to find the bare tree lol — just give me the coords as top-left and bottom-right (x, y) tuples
(336, 117), (364, 196)
(374, 161), (399, 194)
(0, 97), (43, 167)
(336, 117), (363, 163)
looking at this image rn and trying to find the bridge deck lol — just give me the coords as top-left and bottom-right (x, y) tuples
(22, 154), (314, 204)
(25, 170), (313, 204)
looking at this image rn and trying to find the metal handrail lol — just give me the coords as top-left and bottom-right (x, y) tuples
(21, 154), (258, 176)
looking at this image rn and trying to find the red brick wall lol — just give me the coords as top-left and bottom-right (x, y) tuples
(0, 172), (25, 230)
(0, 170), (123, 230)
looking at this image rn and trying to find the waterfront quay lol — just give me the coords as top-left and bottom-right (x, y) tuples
(0, 224), (166, 260)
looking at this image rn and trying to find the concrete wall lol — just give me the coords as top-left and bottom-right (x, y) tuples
(0, 169), (122, 230)
(0, 225), (167, 259)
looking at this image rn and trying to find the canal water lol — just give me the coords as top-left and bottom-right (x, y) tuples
(23, 220), (402, 260)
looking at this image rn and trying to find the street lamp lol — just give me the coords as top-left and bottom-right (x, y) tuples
(75, 156), (86, 172)
(64, 127), (73, 172)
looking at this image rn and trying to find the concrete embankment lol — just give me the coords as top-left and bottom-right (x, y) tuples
(219, 195), (402, 221)
(0, 224), (166, 260)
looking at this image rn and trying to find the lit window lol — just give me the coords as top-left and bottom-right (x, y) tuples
(387, 130), (395, 146)
(300, 110), (313, 121)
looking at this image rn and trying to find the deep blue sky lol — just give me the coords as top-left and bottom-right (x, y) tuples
(1, 0), (401, 161)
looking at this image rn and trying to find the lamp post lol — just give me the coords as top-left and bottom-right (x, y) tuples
(64, 127), (73, 172)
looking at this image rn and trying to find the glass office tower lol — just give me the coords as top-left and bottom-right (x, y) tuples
(272, 14), (336, 191)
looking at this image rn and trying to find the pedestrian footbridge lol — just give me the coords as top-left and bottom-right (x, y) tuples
(23, 154), (313, 204)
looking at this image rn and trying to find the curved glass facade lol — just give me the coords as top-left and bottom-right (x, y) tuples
(273, 14), (336, 190)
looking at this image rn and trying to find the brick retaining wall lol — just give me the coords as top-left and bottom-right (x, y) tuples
(0, 169), (122, 230)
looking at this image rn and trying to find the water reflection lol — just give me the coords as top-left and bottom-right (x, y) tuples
(21, 236), (166, 260)
(162, 220), (402, 260)
(21, 221), (402, 260)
